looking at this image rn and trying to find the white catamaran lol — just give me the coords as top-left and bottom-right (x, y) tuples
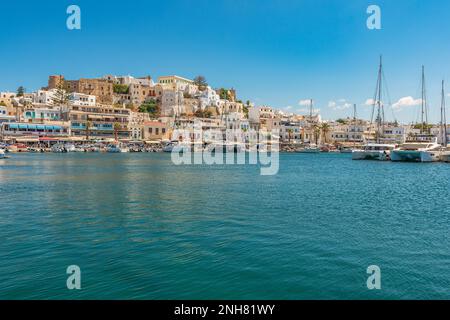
(391, 66), (442, 162)
(352, 56), (396, 160)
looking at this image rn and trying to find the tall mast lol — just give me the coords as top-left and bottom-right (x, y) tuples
(421, 65), (428, 133)
(376, 55), (383, 143)
(441, 80), (447, 146)
(353, 103), (357, 148)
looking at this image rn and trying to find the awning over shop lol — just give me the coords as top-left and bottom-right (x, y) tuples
(15, 137), (39, 142)
(39, 137), (59, 141)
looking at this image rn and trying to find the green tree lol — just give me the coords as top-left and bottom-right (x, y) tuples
(204, 110), (213, 118)
(413, 123), (433, 132)
(194, 109), (205, 118)
(218, 88), (229, 100)
(139, 99), (159, 117)
(113, 122), (121, 142)
(193, 76), (207, 90)
(287, 129), (293, 143)
(85, 119), (92, 141)
(17, 86), (25, 97)
(113, 84), (129, 94)
(243, 100), (251, 118)
(52, 80), (70, 106)
(313, 124), (321, 145)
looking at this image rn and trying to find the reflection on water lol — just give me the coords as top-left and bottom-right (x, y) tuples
(1, 153), (450, 299)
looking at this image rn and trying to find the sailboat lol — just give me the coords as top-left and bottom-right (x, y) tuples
(391, 66), (441, 162)
(439, 81), (450, 162)
(352, 56), (396, 160)
(341, 104), (360, 153)
(299, 99), (321, 153)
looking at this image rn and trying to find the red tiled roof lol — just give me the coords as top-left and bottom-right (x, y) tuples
(143, 121), (166, 127)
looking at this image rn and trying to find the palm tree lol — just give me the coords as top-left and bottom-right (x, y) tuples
(313, 124), (321, 145)
(113, 122), (121, 142)
(85, 119), (92, 141)
(320, 123), (330, 144)
(287, 129), (293, 144)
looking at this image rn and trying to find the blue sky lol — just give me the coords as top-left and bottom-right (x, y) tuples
(1, 0), (450, 123)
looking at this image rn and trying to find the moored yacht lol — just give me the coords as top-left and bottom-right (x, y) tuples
(352, 143), (396, 160)
(352, 56), (396, 161)
(390, 136), (442, 162)
(0, 148), (6, 159)
(392, 72), (444, 163)
(440, 149), (450, 162)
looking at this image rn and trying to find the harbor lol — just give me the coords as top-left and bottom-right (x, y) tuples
(1, 151), (449, 299)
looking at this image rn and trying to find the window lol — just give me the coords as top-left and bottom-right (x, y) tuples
(149, 128), (153, 134)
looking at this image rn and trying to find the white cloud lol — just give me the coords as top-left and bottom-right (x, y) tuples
(328, 99), (352, 111)
(392, 96), (422, 110)
(284, 106), (292, 110)
(335, 102), (352, 110)
(299, 107), (320, 113)
(365, 98), (376, 106)
(298, 99), (312, 106)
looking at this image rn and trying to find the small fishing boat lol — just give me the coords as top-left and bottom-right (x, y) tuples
(0, 149), (7, 159)
(51, 143), (67, 153)
(106, 144), (129, 153)
(339, 148), (354, 154)
(298, 144), (321, 153)
(64, 143), (76, 152)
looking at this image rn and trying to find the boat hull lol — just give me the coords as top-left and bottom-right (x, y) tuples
(298, 148), (321, 153)
(440, 152), (450, 163)
(352, 150), (389, 161)
(390, 150), (437, 162)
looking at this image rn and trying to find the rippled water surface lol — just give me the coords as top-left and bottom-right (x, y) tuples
(1, 153), (449, 299)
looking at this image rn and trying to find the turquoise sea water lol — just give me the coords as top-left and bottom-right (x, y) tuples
(0, 153), (449, 300)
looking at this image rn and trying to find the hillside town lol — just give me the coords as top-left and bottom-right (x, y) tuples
(0, 73), (447, 153)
